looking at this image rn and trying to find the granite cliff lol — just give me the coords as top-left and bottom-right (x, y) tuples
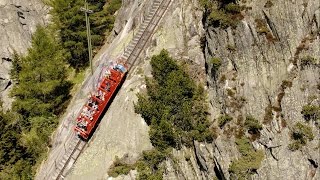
(1, 0), (318, 179)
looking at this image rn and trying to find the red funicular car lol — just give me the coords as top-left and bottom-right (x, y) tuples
(74, 61), (128, 140)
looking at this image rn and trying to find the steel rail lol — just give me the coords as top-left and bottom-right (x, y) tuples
(49, 0), (172, 179)
(54, 139), (81, 179)
(125, 0), (172, 71)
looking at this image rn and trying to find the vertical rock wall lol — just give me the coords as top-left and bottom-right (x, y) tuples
(48, 0), (319, 179)
(203, 0), (320, 179)
(0, 0), (49, 109)
(134, 0), (320, 179)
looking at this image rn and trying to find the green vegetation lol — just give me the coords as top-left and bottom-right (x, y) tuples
(0, 111), (31, 179)
(288, 122), (314, 151)
(136, 149), (167, 180)
(264, 1), (274, 8)
(1, 0), (122, 178)
(11, 26), (72, 118)
(200, 0), (244, 28)
(210, 57), (222, 73)
(108, 156), (136, 177)
(133, 50), (213, 178)
(254, 18), (268, 34)
(218, 114), (232, 128)
(300, 56), (317, 68)
(0, 26), (71, 179)
(229, 137), (264, 180)
(135, 50), (213, 146)
(301, 105), (320, 123)
(254, 18), (277, 42)
(244, 116), (262, 134)
(50, 0), (122, 69)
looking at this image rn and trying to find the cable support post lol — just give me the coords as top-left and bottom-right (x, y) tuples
(80, 0), (94, 75)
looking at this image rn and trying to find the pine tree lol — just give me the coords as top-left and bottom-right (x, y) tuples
(11, 26), (71, 119)
(50, 0), (122, 69)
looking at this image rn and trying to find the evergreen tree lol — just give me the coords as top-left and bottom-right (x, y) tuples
(11, 26), (71, 120)
(50, 0), (122, 69)
(135, 50), (213, 149)
(134, 50), (214, 178)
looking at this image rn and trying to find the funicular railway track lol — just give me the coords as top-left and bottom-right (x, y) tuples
(49, 0), (172, 179)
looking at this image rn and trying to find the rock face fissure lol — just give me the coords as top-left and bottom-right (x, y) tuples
(213, 155), (226, 180)
(308, 158), (319, 169)
(202, 0), (320, 179)
(194, 141), (208, 172)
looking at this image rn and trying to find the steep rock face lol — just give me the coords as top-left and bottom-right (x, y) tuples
(64, 0), (319, 179)
(66, 0), (207, 179)
(203, 0), (320, 179)
(130, 0), (319, 179)
(0, 0), (49, 109)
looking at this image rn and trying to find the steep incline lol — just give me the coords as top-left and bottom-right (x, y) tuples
(76, 0), (319, 179)
(203, 0), (319, 179)
(37, 0), (173, 179)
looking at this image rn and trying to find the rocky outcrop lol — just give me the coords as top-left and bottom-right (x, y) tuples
(56, 0), (320, 179)
(121, 0), (319, 179)
(203, 0), (320, 179)
(0, 0), (49, 109)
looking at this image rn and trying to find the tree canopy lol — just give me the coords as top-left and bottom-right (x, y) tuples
(50, 0), (122, 69)
(11, 26), (71, 120)
(1, 0), (122, 178)
(0, 26), (71, 179)
(133, 50), (213, 179)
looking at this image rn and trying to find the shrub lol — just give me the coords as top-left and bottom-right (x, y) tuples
(288, 122), (314, 151)
(205, 1), (243, 28)
(264, 1), (274, 8)
(108, 156), (136, 177)
(301, 56), (317, 67)
(149, 119), (178, 151)
(135, 50), (212, 146)
(51, 0), (122, 69)
(135, 50), (213, 178)
(210, 57), (222, 72)
(225, 3), (241, 13)
(218, 115), (233, 128)
(301, 105), (320, 122)
(136, 149), (167, 180)
(244, 116), (262, 134)
(255, 19), (269, 35)
(229, 137), (264, 179)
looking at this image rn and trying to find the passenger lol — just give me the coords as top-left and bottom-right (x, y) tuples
(89, 109), (95, 115)
(88, 99), (93, 107)
(105, 82), (111, 91)
(98, 90), (105, 101)
(82, 107), (89, 116)
(93, 100), (99, 105)
(95, 91), (101, 99)
(77, 121), (87, 131)
(105, 69), (111, 78)
(93, 104), (98, 110)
